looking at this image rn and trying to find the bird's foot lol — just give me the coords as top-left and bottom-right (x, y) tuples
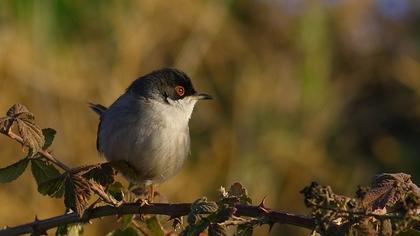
(134, 198), (151, 207)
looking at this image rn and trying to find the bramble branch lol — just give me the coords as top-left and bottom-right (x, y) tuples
(0, 202), (315, 236)
(5, 130), (70, 172)
(1, 104), (419, 235)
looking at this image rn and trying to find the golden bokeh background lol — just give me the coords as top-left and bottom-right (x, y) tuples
(0, 0), (420, 235)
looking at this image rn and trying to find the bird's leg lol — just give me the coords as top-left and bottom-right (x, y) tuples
(128, 183), (148, 206)
(148, 184), (155, 203)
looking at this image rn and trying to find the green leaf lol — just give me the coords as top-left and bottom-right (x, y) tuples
(0, 158), (29, 183)
(397, 230), (420, 236)
(236, 225), (253, 236)
(42, 128), (56, 149)
(56, 223), (84, 236)
(38, 174), (66, 198)
(106, 227), (138, 236)
(146, 216), (164, 236)
(31, 158), (61, 186)
(121, 214), (134, 229)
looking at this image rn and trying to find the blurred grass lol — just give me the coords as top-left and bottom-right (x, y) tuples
(0, 0), (420, 235)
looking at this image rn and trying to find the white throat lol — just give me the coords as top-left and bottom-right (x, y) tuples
(165, 97), (198, 123)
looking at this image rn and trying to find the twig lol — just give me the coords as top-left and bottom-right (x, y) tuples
(89, 181), (119, 206)
(0, 203), (315, 236)
(5, 130), (71, 171)
(131, 220), (151, 236)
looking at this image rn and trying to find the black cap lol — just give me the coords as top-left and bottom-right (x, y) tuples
(128, 68), (199, 101)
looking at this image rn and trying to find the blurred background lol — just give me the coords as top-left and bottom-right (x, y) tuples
(0, 0), (419, 235)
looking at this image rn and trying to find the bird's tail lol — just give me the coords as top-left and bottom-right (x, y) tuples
(89, 103), (107, 116)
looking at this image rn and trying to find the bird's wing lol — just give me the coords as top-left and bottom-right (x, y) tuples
(89, 103), (107, 116)
(88, 103), (108, 152)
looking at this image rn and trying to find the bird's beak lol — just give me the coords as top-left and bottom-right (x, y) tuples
(193, 93), (212, 100)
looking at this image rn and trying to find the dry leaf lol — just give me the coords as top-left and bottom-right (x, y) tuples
(362, 173), (416, 210)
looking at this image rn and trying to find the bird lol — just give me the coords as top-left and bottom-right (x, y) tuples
(90, 68), (211, 201)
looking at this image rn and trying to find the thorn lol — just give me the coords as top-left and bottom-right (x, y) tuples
(268, 222), (275, 232)
(258, 196), (270, 212)
(258, 196), (267, 208)
(34, 215), (40, 222)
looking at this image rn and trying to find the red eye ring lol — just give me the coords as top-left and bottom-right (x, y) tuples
(175, 85), (185, 97)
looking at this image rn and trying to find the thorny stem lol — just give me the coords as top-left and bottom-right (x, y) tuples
(0, 203), (316, 236)
(315, 205), (406, 220)
(5, 130), (71, 172)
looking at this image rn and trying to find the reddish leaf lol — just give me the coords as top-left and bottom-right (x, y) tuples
(64, 175), (91, 216)
(82, 162), (115, 187)
(361, 173), (419, 210)
(5, 104), (44, 154)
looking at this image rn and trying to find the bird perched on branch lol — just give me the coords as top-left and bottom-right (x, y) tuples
(90, 68), (211, 201)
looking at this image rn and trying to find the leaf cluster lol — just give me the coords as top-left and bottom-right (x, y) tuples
(1, 103), (419, 236)
(301, 173), (420, 236)
(0, 104), (45, 154)
(0, 104), (119, 231)
(179, 182), (264, 236)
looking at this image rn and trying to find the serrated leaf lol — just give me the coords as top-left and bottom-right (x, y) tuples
(146, 216), (164, 236)
(82, 162), (115, 187)
(56, 223), (84, 236)
(0, 158), (29, 183)
(362, 173), (414, 210)
(229, 182), (247, 197)
(31, 158), (61, 185)
(6, 104), (31, 117)
(6, 104), (44, 154)
(42, 128), (56, 149)
(192, 197), (218, 214)
(187, 212), (200, 225)
(209, 223), (227, 236)
(106, 227), (139, 236)
(64, 175), (91, 216)
(0, 117), (13, 133)
(229, 182), (252, 204)
(236, 225), (253, 236)
(16, 119), (44, 155)
(38, 174), (66, 198)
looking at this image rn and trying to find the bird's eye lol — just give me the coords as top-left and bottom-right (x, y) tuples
(175, 85), (185, 97)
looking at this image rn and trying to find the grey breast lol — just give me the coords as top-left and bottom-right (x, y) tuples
(98, 93), (190, 184)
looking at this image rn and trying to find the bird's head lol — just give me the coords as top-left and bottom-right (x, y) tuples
(127, 68), (212, 118)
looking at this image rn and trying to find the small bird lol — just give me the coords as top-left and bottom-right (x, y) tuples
(90, 68), (211, 200)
